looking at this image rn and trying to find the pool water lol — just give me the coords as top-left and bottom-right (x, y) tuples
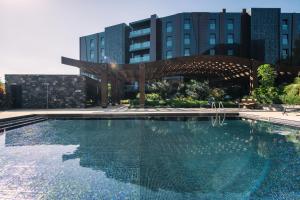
(0, 117), (299, 199)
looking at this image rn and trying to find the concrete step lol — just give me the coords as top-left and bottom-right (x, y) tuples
(0, 116), (47, 132)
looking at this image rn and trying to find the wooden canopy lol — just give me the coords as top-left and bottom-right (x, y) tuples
(62, 55), (263, 107)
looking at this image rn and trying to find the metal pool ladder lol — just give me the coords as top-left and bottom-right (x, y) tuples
(211, 101), (224, 112)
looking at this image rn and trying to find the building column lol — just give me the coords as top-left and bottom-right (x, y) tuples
(101, 64), (108, 108)
(139, 63), (146, 108)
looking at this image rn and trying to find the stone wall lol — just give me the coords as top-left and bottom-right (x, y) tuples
(5, 75), (100, 109)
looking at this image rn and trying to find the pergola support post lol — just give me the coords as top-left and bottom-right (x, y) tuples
(139, 63), (146, 108)
(111, 75), (118, 106)
(101, 64), (108, 108)
(249, 60), (259, 94)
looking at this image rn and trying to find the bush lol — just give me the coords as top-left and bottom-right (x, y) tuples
(210, 88), (225, 101)
(146, 93), (161, 101)
(281, 77), (300, 105)
(184, 80), (210, 100)
(252, 64), (280, 104)
(253, 86), (281, 104)
(167, 97), (208, 108)
(148, 80), (172, 99)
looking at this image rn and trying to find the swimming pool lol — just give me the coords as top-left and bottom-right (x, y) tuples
(0, 117), (299, 199)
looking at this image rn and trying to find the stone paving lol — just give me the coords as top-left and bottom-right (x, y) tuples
(0, 105), (299, 127)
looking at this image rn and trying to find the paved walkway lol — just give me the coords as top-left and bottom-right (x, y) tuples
(0, 106), (299, 127)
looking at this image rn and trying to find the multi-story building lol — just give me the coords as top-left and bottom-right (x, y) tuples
(79, 8), (300, 66)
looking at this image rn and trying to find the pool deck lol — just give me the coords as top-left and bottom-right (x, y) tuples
(0, 106), (299, 127)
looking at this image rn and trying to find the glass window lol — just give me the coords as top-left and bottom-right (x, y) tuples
(100, 37), (104, 46)
(90, 51), (95, 59)
(227, 34), (234, 44)
(90, 39), (95, 49)
(166, 22), (173, 33)
(209, 34), (216, 45)
(184, 19), (191, 30)
(184, 34), (191, 45)
(282, 49), (288, 59)
(209, 49), (215, 55)
(282, 19), (288, 30)
(282, 34), (288, 45)
(184, 48), (190, 56)
(166, 36), (172, 47)
(227, 49), (234, 56)
(101, 48), (105, 57)
(209, 19), (216, 30)
(166, 51), (173, 59)
(227, 19), (234, 30)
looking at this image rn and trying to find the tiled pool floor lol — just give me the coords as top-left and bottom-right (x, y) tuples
(0, 118), (299, 199)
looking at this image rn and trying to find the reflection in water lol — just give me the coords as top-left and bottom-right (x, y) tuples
(3, 118), (300, 199)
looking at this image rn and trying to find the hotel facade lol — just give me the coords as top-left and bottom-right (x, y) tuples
(80, 8), (300, 66)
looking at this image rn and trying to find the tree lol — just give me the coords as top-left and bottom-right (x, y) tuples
(253, 64), (280, 104)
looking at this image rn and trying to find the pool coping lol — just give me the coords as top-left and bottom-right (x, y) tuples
(0, 110), (299, 130)
(239, 113), (300, 128)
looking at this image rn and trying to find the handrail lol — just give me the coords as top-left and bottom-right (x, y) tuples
(218, 101), (224, 109)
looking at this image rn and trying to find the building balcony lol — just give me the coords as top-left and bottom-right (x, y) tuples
(129, 28), (151, 38)
(129, 54), (150, 64)
(129, 41), (150, 52)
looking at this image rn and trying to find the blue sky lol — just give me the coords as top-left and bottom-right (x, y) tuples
(1, 0), (300, 81)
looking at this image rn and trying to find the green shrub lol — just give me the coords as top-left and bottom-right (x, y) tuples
(281, 77), (300, 105)
(210, 88), (225, 101)
(253, 86), (281, 104)
(184, 80), (210, 100)
(146, 93), (161, 101)
(252, 64), (281, 104)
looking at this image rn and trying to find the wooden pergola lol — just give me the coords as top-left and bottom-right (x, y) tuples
(62, 55), (262, 108)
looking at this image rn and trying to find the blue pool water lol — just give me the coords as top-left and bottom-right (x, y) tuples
(0, 117), (299, 199)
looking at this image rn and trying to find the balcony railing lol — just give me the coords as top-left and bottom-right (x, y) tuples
(129, 54), (150, 64)
(129, 41), (150, 52)
(129, 28), (151, 38)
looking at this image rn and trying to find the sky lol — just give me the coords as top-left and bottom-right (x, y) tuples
(1, 0), (300, 81)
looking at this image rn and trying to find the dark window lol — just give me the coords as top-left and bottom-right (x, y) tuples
(282, 34), (288, 45)
(209, 49), (215, 55)
(166, 51), (172, 59)
(209, 34), (216, 45)
(90, 39), (96, 49)
(101, 48), (105, 57)
(227, 49), (234, 56)
(184, 48), (190, 56)
(184, 19), (191, 30)
(166, 22), (173, 33)
(184, 34), (191, 45)
(90, 51), (95, 60)
(282, 19), (288, 30)
(227, 19), (234, 30)
(166, 36), (172, 47)
(282, 49), (288, 59)
(209, 19), (216, 30)
(227, 34), (234, 44)
(100, 37), (104, 46)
